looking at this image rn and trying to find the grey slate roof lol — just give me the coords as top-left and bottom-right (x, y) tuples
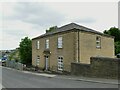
(32, 23), (114, 40)
(57, 23), (102, 34)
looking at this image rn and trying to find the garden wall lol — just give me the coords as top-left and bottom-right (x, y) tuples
(71, 57), (120, 79)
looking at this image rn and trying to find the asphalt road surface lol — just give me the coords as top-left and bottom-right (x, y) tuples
(2, 67), (118, 88)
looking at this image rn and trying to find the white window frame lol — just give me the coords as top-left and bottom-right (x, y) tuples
(36, 40), (40, 49)
(96, 36), (101, 49)
(45, 39), (49, 49)
(58, 37), (63, 48)
(36, 55), (40, 66)
(57, 56), (63, 71)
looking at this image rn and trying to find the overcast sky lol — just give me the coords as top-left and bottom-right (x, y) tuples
(0, 1), (118, 50)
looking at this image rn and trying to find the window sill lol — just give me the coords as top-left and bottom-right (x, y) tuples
(57, 48), (63, 49)
(96, 47), (101, 49)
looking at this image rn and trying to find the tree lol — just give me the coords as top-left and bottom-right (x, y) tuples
(104, 27), (120, 42)
(115, 42), (120, 55)
(46, 26), (57, 33)
(19, 37), (32, 65)
(103, 27), (120, 55)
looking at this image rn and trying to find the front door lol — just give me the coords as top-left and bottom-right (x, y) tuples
(45, 56), (49, 70)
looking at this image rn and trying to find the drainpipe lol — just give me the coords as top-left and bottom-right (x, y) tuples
(78, 30), (80, 63)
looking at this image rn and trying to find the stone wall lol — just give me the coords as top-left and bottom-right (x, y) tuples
(71, 63), (90, 76)
(71, 57), (120, 79)
(5, 60), (24, 70)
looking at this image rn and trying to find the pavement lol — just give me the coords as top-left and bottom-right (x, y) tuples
(55, 75), (119, 85)
(0, 84), (5, 90)
(0, 84), (2, 90)
(0, 66), (2, 89)
(2, 66), (119, 84)
(22, 70), (56, 77)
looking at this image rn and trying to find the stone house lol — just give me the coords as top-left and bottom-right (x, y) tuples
(32, 23), (114, 72)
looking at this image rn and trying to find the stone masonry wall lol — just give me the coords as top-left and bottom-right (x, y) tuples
(71, 57), (120, 79)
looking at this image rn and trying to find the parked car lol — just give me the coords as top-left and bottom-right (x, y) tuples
(117, 53), (120, 58)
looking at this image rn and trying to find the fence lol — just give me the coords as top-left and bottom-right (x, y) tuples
(5, 60), (24, 70)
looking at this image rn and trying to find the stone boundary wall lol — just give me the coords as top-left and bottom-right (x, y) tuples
(5, 60), (24, 70)
(71, 57), (120, 79)
(71, 63), (90, 76)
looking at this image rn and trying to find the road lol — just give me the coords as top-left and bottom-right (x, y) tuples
(2, 67), (118, 88)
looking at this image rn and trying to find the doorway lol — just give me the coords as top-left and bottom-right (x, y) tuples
(45, 56), (49, 70)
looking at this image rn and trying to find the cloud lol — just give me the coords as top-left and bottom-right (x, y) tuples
(73, 18), (96, 23)
(0, 2), (118, 50)
(8, 2), (65, 26)
(2, 20), (45, 39)
(1, 2), (66, 49)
